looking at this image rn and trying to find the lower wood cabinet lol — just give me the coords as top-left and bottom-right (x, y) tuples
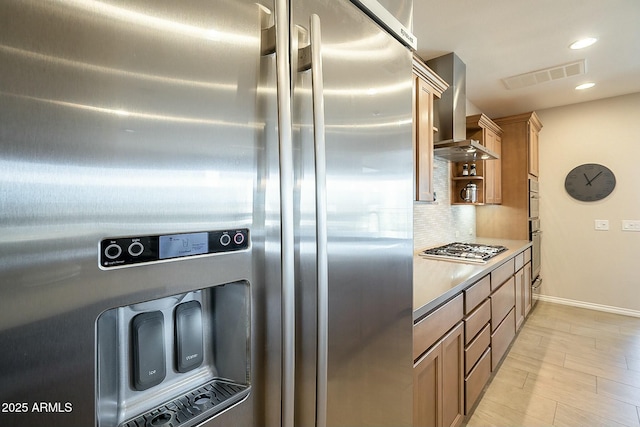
(463, 286), (491, 414)
(414, 322), (464, 427)
(414, 247), (533, 424)
(464, 347), (491, 414)
(491, 308), (516, 371)
(515, 261), (533, 330)
(524, 261), (532, 317)
(490, 277), (515, 331)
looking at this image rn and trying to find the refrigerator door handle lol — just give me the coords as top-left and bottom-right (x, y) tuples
(263, 1), (296, 427)
(302, 14), (330, 427)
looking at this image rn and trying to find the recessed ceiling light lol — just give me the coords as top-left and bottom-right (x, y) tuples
(576, 82), (595, 90)
(570, 37), (598, 50)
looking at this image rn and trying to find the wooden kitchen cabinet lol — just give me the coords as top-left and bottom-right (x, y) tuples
(524, 260), (532, 317)
(462, 276), (492, 414)
(414, 294), (464, 427)
(491, 308), (515, 371)
(414, 322), (464, 427)
(489, 259), (517, 371)
(464, 114), (503, 204)
(477, 112), (542, 240)
(495, 111), (542, 179)
(464, 347), (491, 414)
(414, 247), (534, 423)
(515, 266), (524, 330)
(529, 124), (540, 177)
(413, 56), (448, 202)
(514, 248), (532, 329)
(490, 276), (515, 331)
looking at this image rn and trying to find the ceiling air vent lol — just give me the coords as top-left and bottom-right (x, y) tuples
(502, 59), (586, 90)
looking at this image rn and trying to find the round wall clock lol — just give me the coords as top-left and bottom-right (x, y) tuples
(564, 163), (616, 201)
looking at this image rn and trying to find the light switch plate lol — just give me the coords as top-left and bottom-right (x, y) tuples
(594, 220), (609, 231)
(622, 220), (640, 231)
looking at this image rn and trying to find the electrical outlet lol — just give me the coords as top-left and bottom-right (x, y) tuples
(594, 220), (609, 231)
(622, 220), (640, 232)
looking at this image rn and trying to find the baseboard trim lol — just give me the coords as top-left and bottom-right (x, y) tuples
(535, 295), (640, 318)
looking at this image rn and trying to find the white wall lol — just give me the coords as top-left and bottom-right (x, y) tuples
(537, 92), (640, 314)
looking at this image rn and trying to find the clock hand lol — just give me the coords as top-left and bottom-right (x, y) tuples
(584, 173), (593, 186)
(590, 171), (603, 183)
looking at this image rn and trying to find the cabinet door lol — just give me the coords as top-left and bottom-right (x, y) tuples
(493, 134), (502, 203)
(491, 308), (516, 370)
(524, 262), (532, 316)
(528, 125), (539, 177)
(483, 129), (496, 203)
(413, 322), (464, 427)
(415, 75), (435, 201)
(414, 342), (442, 427)
(491, 276), (515, 330)
(515, 267), (524, 330)
(441, 323), (464, 427)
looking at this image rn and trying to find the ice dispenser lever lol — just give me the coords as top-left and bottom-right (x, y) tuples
(132, 311), (166, 390)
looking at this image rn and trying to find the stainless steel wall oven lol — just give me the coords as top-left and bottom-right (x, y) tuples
(529, 178), (542, 305)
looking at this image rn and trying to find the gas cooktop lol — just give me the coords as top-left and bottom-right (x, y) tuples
(420, 242), (508, 264)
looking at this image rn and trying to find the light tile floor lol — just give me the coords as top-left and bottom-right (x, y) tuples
(464, 301), (640, 427)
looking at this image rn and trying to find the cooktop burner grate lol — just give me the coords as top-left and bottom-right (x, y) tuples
(420, 242), (508, 264)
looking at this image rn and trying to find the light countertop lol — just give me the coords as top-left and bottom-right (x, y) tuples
(413, 238), (532, 321)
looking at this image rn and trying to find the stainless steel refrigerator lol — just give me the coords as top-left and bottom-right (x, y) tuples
(0, 1), (415, 426)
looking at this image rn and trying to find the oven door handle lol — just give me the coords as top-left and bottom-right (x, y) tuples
(532, 276), (543, 289)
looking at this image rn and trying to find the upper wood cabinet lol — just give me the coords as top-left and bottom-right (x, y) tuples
(450, 114), (502, 205)
(413, 56), (448, 202)
(494, 111), (542, 178)
(465, 114), (503, 205)
(477, 112), (543, 240)
(528, 123), (541, 177)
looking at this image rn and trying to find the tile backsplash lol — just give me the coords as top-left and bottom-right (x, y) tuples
(414, 157), (476, 251)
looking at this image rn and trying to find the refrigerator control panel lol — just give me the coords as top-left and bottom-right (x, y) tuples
(100, 229), (249, 268)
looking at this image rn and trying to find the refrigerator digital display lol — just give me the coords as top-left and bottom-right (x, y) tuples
(159, 232), (208, 259)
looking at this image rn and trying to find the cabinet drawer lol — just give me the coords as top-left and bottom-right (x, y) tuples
(491, 308), (515, 371)
(465, 323), (490, 375)
(465, 347), (491, 414)
(515, 251), (525, 271)
(491, 258), (515, 291)
(464, 299), (490, 345)
(414, 294), (463, 360)
(464, 275), (490, 314)
(524, 247), (532, 264)
(490, 276), (515, 331)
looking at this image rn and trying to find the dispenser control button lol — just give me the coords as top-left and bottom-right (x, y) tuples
(132, 311), (166, 390)
(175, 301), (204, 373)
(105, 244), (122, 260)
(128, 241), (144, 256)
(233, 232), (245, 245)
(219, 233), (231, 246)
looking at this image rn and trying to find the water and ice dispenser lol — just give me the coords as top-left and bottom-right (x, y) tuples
(96, 230), (251, 427)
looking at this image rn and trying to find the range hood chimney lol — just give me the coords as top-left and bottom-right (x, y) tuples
(426, 53), (498, 162)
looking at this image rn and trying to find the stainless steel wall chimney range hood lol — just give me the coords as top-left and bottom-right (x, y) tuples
(426, 53), (499, 162)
